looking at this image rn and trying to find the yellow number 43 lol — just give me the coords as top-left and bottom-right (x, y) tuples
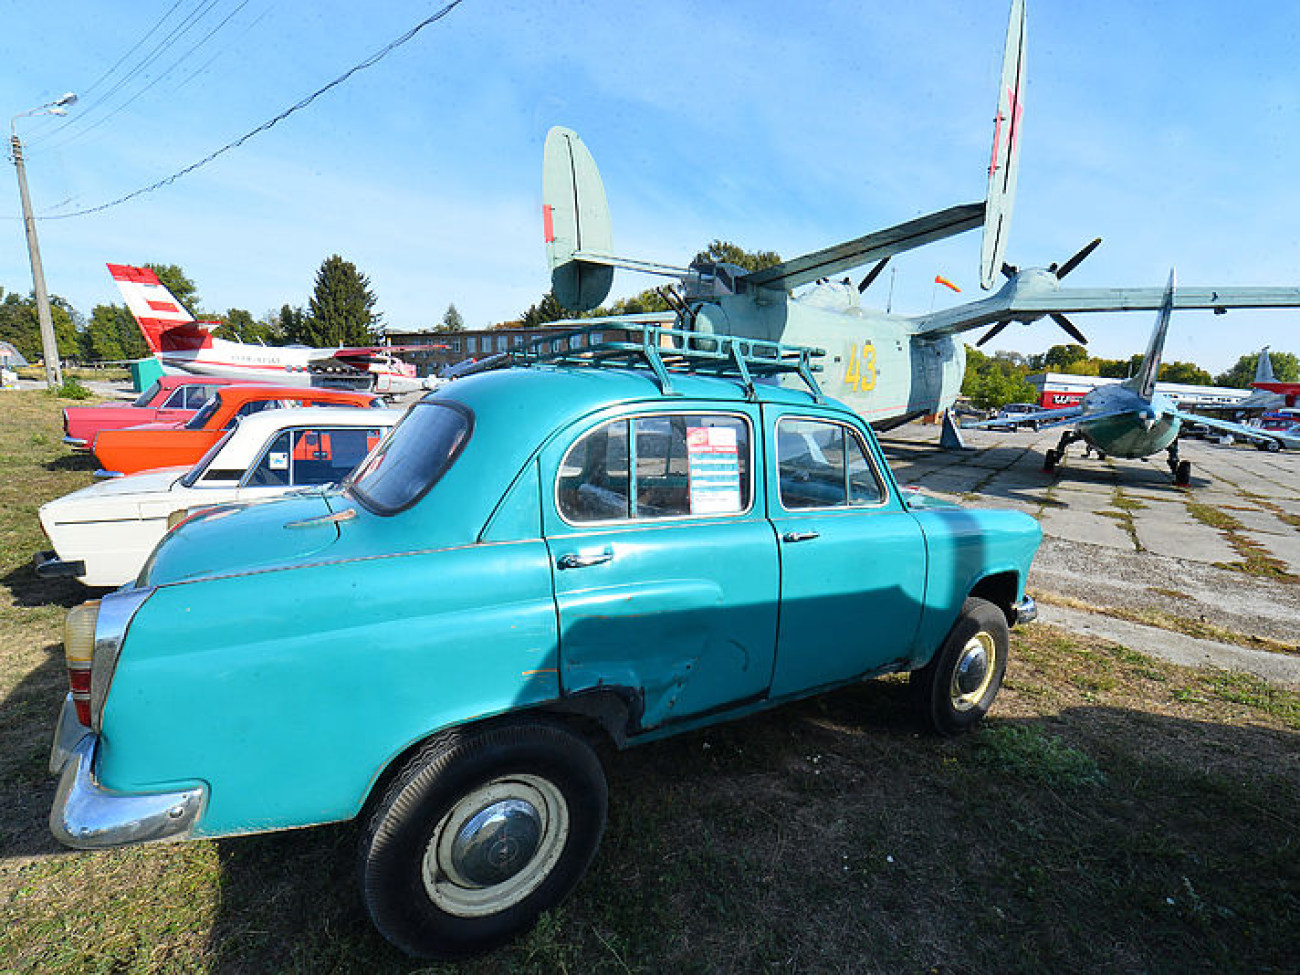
(844, 343), (877, 392)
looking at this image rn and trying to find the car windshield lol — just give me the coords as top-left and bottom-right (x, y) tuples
(344, 401), (471, 514)
(132, 380), (162, 407)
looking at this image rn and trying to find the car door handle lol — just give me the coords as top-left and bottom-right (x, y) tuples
(557, 549), (614, 569)
(782, 531), (820, 543)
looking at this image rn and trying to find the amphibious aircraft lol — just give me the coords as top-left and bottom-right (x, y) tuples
(963, 272), (1282, 485)
(538, 0), (1300, 431)
(108, 263), (434, 394)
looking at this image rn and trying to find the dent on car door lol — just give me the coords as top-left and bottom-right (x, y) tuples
(766, 410), (926, 696)
(543, 409), (779, 731)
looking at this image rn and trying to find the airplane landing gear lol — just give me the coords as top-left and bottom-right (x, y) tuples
(1044, 430), (1080, 473)
(1167, 443), (1192, 486)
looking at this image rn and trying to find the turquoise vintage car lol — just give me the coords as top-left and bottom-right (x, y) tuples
(49, 327), (1040, 958)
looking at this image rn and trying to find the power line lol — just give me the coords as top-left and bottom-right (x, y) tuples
(41, 0), (468, 221)
(78, 0), (192, 99)
(45, 0), (254, 153)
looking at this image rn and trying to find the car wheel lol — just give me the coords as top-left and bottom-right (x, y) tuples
(911, 597), (1009, 736)
(359, 720), (608, 959)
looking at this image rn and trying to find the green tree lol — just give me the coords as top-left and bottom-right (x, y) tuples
(0, 288), (81, 364)
(518, 291), (572, 329)
(278, 305), (310, 344)
(84, 303), (148, 361)
(962, 346), (1039, 410)
(437, 303), (465, 332)
(1215, 350), (1300, 387)
(306, 255), (381, 346)
(1160, 360), (1213, 386)
(692, 239), (782, 272)
(144, 264), (202, 316)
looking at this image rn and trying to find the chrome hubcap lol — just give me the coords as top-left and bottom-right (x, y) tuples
(422, 774), (569, 917)
(450, 799), (542, 886)
(950, 632), (996, 711)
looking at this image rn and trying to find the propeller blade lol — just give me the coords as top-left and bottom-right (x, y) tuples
(1050, 312), (1089, 345)
(858, 256), (890, 294)
(977, 321), (1010, 347)
(1001, 262), (1018, 280)
(1053, 237), (1102, 280)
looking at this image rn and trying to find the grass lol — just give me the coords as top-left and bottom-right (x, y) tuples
(1186, 500), (1300, 583)
(2, 390), (1299, 973)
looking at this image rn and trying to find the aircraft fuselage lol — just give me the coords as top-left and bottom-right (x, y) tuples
(692, 286), (965, 429)
(1075, 384), (1180, 459)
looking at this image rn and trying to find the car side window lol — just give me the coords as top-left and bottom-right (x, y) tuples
(186, 385), (217, 409)
(777, 418), (884, 510)
(225, 399), (280, 429)
(245, 427), (385, 487)
(558, 413), (750, 523)
(161, 387), (189, 409)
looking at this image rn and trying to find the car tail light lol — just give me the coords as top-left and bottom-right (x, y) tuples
(64, 600), (100, 726)
(62, 588), (155, 731)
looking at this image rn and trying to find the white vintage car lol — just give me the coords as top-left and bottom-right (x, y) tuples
(35, 405), (403, 587)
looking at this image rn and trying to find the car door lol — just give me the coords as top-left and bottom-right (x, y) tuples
(542, 406), (779, 731)
(765, 408), (926, 697)
(153, 385), (196, 426)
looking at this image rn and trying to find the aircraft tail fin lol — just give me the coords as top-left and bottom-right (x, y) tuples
(979, 0), (1027, 290)
(1129, 269), (1176, 400)
(107, 263), (211, 355)
(1255, 346), (1276, 385)
(542, 127), (616, 312)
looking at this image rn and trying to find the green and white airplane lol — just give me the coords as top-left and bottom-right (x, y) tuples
(540, 0), (1300, 431)
(964, 271), (1283, 485)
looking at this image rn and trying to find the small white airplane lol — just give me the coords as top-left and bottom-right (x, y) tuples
(108, 263), (437, 394)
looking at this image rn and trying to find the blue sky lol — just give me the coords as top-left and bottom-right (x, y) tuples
(3, 0), (1299, 374)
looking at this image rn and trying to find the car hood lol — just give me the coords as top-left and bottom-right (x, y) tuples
(138, 490), (340, 586)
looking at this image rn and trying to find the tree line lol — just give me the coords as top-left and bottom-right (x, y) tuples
(962, 344), (1299, 410)
(0, 254), (468, 365)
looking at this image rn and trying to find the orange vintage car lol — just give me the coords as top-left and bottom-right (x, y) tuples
(91, 384), (383, 477)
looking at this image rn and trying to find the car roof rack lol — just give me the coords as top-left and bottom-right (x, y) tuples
(462, 322), (825, 402)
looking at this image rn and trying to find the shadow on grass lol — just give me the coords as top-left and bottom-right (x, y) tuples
(0, 562), (104, 610)
(197, 683), (1299, 974)
(43, 452), (99, 474)
(0, 644), (68, 859)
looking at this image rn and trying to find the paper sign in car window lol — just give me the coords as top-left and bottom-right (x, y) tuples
(687, 425), (742, 514)
(269, 452), (289, 471)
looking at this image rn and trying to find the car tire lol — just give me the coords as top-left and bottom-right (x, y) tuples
(911, 597), (1009, 736)
(358, 720), (608, 959)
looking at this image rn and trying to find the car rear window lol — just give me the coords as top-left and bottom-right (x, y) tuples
(132, 380), (162, 407)
(344, 402), (472, 514)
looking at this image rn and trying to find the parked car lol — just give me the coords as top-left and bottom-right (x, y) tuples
(48, 328), (1040, 959)
(62, 376), (256, 450)
(985, 401), (1043, 431)
(90, 384), (382, 477)
(35, 406), (403, 587)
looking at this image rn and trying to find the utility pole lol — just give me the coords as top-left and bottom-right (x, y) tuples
(11, 92), (76, 389)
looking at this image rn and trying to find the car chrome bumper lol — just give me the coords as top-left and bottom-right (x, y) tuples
(1013, 595), (1037, 626)
(48, 694), (206, 849)
(62, 435), (87, 448)
(93, 469), (124, 479)
(32, 549), (85, 580)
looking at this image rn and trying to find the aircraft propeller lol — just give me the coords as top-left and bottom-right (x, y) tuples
(858, 256), (891, 294)
(977, 237), (1103, 347)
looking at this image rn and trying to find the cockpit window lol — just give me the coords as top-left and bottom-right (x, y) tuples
(344, 401), (472, 514)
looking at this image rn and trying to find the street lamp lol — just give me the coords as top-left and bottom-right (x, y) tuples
(11, 91), (76, 389)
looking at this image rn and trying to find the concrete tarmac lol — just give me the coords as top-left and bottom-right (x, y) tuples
(880, 420), (1300, 685)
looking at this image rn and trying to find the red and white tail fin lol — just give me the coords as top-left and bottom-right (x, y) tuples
(107, 263), (211, 354)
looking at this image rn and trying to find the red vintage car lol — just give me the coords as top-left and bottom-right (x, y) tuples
(62, 376), (256, 450)
(91, 384), (383, 476)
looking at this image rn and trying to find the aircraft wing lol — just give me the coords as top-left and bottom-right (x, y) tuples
(913, 284), (1300, 340)
(1172, 409), (1279, 447)
(961, 406), (1083, 430)
(742, 203), (985, 293)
